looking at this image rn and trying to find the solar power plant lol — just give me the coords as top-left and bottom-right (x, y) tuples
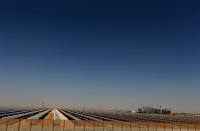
(0, 107), (200, 124)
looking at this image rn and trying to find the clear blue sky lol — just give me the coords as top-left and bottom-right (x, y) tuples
(0, 0), (199, 112)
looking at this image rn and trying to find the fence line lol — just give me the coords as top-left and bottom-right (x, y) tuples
(0, 119), (199, 131)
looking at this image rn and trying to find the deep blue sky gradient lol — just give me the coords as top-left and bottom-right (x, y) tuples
(0, 0), (200, 112)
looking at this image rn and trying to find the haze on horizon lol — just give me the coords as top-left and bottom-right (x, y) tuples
(0, 0), (199, 113)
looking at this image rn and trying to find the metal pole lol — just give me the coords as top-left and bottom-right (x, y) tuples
(30, 119), (32, 131)
(156, 122), (157, 131)
(194, 117), (196, 131)
(18, 119), (21, 131)
(112, 121), (114, 131)
(41, 119), (44, 131)
(63, 120), (66, 131)
(93, 121), (95, 131)
(73, 121), (75, 131)
(103, 121), (104, 131)
(5, 119), (8, 131)
(52, 120), (54, 131)
(121, 122), (123, 131)
(164, 123), (165, 131)
(139, 122), (141, 131)
(83, 120), (85, 131)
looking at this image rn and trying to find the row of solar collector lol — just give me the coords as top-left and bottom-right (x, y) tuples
(0, 109), (122, 121)
(1, 108), (200, 124)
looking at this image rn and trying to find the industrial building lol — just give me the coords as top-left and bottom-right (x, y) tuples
(137, 106), (176, 114)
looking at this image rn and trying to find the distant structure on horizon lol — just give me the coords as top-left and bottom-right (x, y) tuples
(137, 106), (176, 114)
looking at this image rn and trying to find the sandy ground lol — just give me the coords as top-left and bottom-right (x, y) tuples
(44, 110), (54, 119)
